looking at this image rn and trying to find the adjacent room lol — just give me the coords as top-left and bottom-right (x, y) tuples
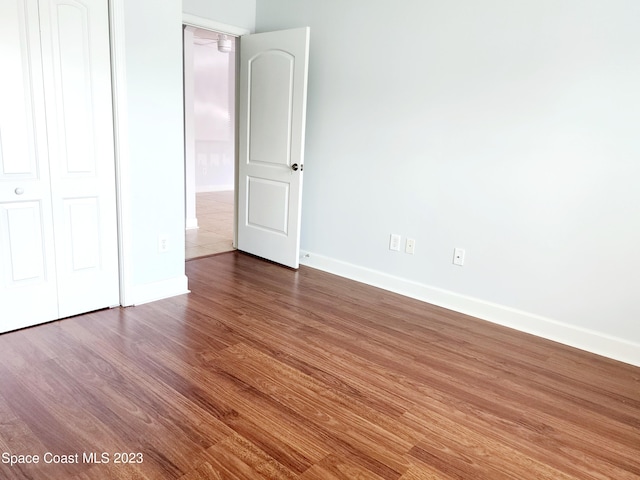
(183, 26), (236, 259)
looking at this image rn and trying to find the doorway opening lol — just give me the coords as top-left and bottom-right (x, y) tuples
(183, 26), (237, 260)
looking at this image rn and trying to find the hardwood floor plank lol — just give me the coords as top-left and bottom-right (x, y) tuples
(0, 392), (52, 480)
(0, 252), (638, 479)
(177, 461), (224, 480)
(398, 464), (459, 480)
(211, 343), (412, 475)
(70, 462), (153, 480)
(60, 314), (238, 451)
(298, 454), (389, 480)
(136, 343), (329, 474)
(199, 433), (298, 480)
(0, 367), (95, 478)
(408, 411), (583, 479)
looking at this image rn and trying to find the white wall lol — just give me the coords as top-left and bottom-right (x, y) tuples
(183, 0), (256, 32)
(114, 0), (188, 303)
(193, 37), (236, 192)
(255, 0), (640, 364)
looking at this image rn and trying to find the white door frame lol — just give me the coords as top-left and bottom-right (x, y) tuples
(108, 0), (132, 306)
(182, 14), (250, 37)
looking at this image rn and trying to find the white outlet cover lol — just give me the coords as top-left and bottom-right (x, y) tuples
(158, 235), (169, 253)
(405, 238), (415, 254)
(389, 234), (401, 251)
(453, 248), (465, 266)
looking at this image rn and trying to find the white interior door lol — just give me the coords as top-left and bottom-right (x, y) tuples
(237, 27), (310, 269)
(0, 0), (59, 332)
(0, 0), (118, 333)
(39, 0), (119, 318)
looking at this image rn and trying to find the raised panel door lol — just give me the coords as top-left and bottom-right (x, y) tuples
(0, 0), (59, 332)
(39, 0), (119, 317)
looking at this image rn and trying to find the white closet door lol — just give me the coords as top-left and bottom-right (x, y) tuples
(0, 0), (119, 333)
(39, 0), (119, 318)
(0, 0), (59, 332)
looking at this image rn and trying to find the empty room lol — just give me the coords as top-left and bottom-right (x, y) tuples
(1, 0), (638, 479)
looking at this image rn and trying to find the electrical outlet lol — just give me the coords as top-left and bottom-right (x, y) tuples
(389, 234), (401, 251)
(158, 235), (169, 253)
(405, 238), (415, 255)
(453, 248), (465, 266)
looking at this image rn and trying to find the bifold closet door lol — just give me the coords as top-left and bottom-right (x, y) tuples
(0, 0), (118, 333)
(0, 0), (59, 333)
(39, 0), (119, 319)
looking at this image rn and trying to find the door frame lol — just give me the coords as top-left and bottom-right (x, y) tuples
(182, 14), (248, 253)
(109, 0), (131, 306)
(182, 14), (250, 38)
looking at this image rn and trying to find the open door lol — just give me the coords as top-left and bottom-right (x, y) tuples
(237, 27), (310, 269)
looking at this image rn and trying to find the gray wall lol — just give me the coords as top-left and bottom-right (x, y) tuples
(255, 0), (640, 357)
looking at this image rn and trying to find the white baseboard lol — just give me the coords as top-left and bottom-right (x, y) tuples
(186, 217), (199, 230)
(300, 251), (640, 367)
(127, 275), (190, 306)
(195, 185), (234, 193)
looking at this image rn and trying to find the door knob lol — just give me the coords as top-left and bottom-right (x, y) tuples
(291, 163), (303, 172)
(15, 187), (24, 195)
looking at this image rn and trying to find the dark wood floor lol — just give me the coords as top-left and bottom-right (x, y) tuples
(0, 252), (638, 479)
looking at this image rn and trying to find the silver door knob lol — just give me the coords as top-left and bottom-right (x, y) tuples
(15, 187), (24, 195)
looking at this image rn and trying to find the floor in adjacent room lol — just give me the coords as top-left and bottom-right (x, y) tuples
(185, 190), (234, 259)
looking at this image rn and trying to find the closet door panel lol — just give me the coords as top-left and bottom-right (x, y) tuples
(0, 0), (59, 332)
(0, 0), (39, 178)
(39, 0), (119, 318)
